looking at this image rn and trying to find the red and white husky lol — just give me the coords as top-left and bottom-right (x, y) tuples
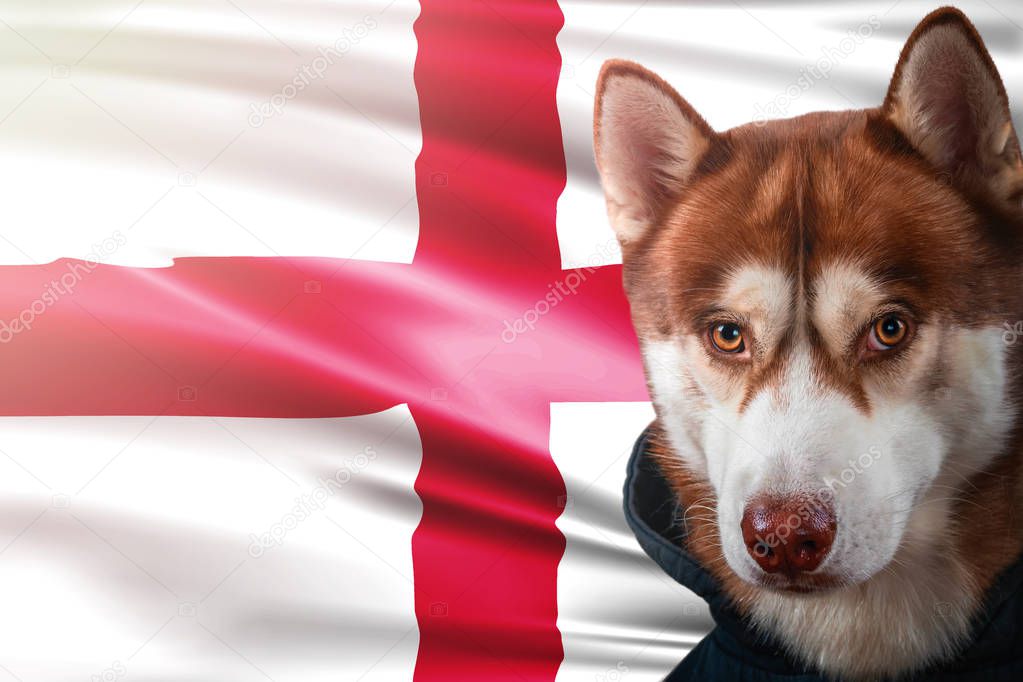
(595, 6), (1023, 680)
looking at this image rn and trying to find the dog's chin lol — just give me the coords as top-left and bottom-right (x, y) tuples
(740, 570), (852, 595)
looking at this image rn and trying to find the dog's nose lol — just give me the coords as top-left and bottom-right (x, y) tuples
(741, 497), (836, 578)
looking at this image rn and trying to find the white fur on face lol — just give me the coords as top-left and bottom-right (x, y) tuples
(645, 263), (1013, 593)
(708, 344), (947, 587)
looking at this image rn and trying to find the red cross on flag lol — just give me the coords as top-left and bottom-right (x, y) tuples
(3, 1), (1019, 681)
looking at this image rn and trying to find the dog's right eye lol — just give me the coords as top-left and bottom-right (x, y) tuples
(710, 322), (745, 353)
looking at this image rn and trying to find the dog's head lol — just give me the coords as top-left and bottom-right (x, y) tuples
(596, 8), (1023, 594)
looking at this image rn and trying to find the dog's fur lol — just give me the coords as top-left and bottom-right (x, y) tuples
(594, 7), (1023, 681)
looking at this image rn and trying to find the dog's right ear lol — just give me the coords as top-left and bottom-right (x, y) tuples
(594, 60), (715, 245)
(883, 7), (1023, 208)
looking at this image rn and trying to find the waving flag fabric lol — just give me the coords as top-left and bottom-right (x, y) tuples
(0, 1), (1020, 680)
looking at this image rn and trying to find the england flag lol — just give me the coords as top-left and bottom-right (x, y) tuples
(0, 1), (1020, 680)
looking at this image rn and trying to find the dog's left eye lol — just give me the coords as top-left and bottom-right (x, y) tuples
(867, 314), (909, 351)
(710, 322), (745, 353)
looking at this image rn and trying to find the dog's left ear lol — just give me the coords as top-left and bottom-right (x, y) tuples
(884, 7), (1023, 207)
(594, 60), (716, 245)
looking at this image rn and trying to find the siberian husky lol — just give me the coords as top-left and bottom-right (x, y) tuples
(595, 6), (1023, 680)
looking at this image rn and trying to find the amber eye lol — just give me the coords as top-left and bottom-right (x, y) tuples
(711, 322), (745, 353)
(869, 315), (908, 350)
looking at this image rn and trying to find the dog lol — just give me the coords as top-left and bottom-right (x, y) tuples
(595, 6), (1023, 681)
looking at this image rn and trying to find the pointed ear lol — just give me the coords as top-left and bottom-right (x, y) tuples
(594, 60), (716, 244)
(883, 7), (1023, 208)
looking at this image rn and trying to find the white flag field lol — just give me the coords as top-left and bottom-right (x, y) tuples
(0, 1), (1020, 680)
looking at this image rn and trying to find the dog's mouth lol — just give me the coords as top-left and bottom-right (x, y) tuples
(752, 572), (847, 595)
